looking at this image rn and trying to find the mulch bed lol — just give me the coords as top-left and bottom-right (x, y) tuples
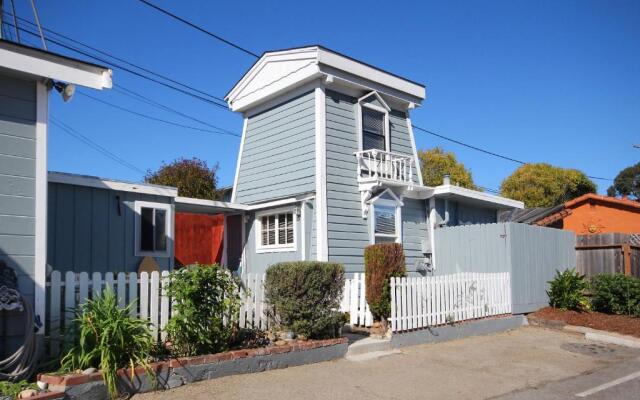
(530, 307), (640, 338)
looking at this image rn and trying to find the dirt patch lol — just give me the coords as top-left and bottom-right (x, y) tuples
(531, 307), (640, 338)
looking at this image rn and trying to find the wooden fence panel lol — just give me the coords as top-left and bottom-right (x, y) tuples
(576, 233), (640, 277)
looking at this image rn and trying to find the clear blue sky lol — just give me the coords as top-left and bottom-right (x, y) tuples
(5, 0), (639, 193)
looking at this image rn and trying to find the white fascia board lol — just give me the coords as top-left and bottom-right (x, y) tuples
(0, 43), (112, 89)
(247, 194), (315, 211)
(175, 196), (250, 212)
(433, 184), (525, 209)
(48, 172), (177, 197)
(317, 48), (425, 100)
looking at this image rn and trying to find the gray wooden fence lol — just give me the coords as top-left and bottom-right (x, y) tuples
(576, 233), (640, 277)
(434, 222), (576, 314)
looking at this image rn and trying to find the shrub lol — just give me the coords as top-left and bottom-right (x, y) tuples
(0, 380), (38, 398)
(264, 262), (344, 339)
(364, 243), (406, 323)
(164, 264), (242, 357)
(546, 269), (589, 311)
(60, 288), (155, 400)
(591, 274), (640, 317)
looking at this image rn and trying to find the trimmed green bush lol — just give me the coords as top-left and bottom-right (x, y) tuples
(165, 264), (242, 357)
(364, 243), (406, 323)
(591, 274), (640, 317)
(264, 261), (344, 339)
(547, 269), (589, 311)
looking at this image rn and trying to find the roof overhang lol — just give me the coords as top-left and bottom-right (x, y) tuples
(0, 39), (112, 89)
(175, 197), (249, 214)
(48, 171), (177, 197)
(432, 184), (524, 210)
(225, 46), (425, 113)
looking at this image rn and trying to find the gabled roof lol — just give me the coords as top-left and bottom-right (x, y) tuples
(0, 39), (112, 89)
(564, 193), (640, 210)
(225, 45), (425, 112)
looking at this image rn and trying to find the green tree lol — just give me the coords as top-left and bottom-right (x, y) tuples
(418, 147), (478, 189)
(145, 157), (221, 200)
(607, 162), (639, 200)
(500, 163), (596, 207)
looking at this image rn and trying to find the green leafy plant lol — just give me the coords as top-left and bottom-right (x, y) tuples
(364, 243), (406, 325)
(264, 262), (345, 339)
(164, 264), (242, 357)
(0, 380), (38, 398)
(546, 269), (589, 311)
(60, 288), (155, 400)
(591, 274), (640, 317)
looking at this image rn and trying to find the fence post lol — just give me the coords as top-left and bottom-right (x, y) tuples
(390, 277), (396, 332)
(622, 244), (632, 276)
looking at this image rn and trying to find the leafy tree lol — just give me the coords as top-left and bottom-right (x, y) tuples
(418, 147), (478, 189)
(500, 163), (596, 207)
(607, 162), (639, 200)
(145, 157), (222, 200)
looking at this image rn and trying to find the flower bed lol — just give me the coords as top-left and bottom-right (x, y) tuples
(38, 337), (348, 400)
(529, 307), (640, 338)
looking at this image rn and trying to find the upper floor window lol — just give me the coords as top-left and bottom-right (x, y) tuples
(256, 209), (296, 253)
(135, 201), (172, 257)
(358, 91), (391, 152)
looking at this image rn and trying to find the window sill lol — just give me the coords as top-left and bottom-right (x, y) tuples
(256, 246), (297, 254)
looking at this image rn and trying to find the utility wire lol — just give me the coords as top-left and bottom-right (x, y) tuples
(7, 12), (227, 104)
(3, 20), (229, 109)
(77, 91), (240, 137)
(50, 117), (145, 174)
(135, 0), (260, 58)
(412, 124), (613, 182)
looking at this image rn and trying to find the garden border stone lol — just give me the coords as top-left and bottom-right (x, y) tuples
(38, 337), (348, 400)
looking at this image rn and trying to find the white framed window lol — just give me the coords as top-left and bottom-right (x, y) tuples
(357, 91), (391, 152)
(134, 201), (172, 257)
(255, 208), (297, 253)
(368, 189), (403, 244)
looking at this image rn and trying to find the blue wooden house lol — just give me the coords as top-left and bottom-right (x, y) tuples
(206, 45), (524, 276)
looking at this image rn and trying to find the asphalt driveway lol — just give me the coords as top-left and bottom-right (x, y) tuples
(135, 326), (640, 400)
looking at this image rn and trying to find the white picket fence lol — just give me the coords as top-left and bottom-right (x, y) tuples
(46, 270), (268, 356)
(390, 272), (512, 333)
(340, 273), (373, 327)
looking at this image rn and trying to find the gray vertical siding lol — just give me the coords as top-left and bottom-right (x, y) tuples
(47, 182), (173, 273)
(0, 74), (36, 357)
(434, 222), (576, 314)
(435, 198), (498, 226)
(325, 90), (369, 273)
(234, 91), (316, 204)
(402, 198), (430, 274)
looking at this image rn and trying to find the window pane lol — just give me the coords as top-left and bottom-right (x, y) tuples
(286, 214), (293, 244)
(375, 235), (397, 244)
(362, 108), (384, 134)
(374, 205), (396, 235)
(278, 214), (286, 244)
(261, 217), (268, 246)
(140, 207), (154, 251)
(268, 216), (276, 245)
(155, 209), (167, 251)
(363, 132), (386, 151)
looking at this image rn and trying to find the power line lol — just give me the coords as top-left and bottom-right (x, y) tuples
(135, 0), (260, 58)
(7, 12), (227, 104)
(3, 20), (229, 109)
(412, 124), (614, 182)
(77, 91), (240, 137)
(50, 117), (145, 174)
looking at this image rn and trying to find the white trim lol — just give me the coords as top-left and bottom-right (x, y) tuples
(240, 212), (246, 275)
(301, 200), (307, 261)
(134, 201), (173, 258)
(406, 116), (424, 186)
(255, 207), (298, 253)
(175, 196), (249, 211)
(369, 198), (402, 245)
(357, 91), (390, 153)
(0, 41), (112, 89)
(369, 188), (405, 206)
(428, 197), (437, 270)
(433, 184), (525, 209)
(314, 86), (328, 261)
(48, 171), (178, 197)
(231, 117), (248, 203)
(34, 82), (48, 335)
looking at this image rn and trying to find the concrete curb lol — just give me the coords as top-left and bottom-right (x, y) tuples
(563, 325), (640, 349)
(390, 315), (527, 348)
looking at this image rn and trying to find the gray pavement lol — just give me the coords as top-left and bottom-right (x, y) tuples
(135, 326), (640, 400)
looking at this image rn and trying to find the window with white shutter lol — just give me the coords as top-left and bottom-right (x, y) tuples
(256, 209), (297, 252)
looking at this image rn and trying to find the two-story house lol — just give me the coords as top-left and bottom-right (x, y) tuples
(218, 45), (524, 275)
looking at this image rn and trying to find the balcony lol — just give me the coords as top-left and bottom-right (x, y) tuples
(355, 149), (415, 189)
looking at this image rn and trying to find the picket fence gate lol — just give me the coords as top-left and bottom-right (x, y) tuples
(390, 272), (512, 333)
(340, 273), (373, 327)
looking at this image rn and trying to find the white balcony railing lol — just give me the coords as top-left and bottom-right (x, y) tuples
(355, 149), (414, 186)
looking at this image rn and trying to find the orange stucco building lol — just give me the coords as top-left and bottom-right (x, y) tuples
(536, 194), (640, 235)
